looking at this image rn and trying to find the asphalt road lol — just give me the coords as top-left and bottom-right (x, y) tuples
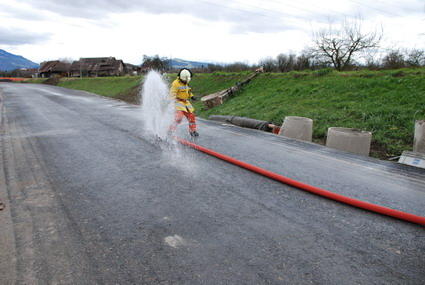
(0, 83), (424, 284)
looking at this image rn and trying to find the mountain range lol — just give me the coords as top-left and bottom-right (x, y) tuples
(0, 49), (39, 71)
(169, 58), (211, 69)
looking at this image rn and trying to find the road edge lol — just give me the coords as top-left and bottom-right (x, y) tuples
(0, 87), (18, 284)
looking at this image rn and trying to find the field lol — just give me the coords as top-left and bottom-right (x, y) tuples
(26, 76), (143, 103)
(58, 76), (142, 103)
(27, 68), (425, 159)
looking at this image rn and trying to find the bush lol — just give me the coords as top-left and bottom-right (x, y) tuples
(390, 70), (405, 77)
(313, 68), (334, 77)
(382, 50), (405, 69)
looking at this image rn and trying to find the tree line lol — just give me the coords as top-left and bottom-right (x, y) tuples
(142, 19), (424, 73)
(255, 48), (424, 73)
(141, 49), (424, 75)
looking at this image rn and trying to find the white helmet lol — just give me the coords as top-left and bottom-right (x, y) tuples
(179, 69), (191, 83)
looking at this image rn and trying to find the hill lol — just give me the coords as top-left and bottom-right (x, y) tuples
(169, 58), (211, 69)
(0, 49), (39, 71)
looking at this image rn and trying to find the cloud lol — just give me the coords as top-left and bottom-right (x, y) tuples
(18, 0), (300, 33)
(348, 0), (425, 17)
(18, 0), (424, 35)
(0, 4), (47, 21)
(0, 28), (50, 45)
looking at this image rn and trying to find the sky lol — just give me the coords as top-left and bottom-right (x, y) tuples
(0, 0), (424, 65)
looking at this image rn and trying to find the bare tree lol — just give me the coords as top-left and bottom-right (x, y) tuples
(141, 55), (170, 72)
(224, 62), (251, 72)
(293, 52), (312, 70)
(207, 63), (224, 72)
(363, 47), (382, 69)
(312, 19), (382, 71)
(406, 49), (425, 67)
(382, 49), (405, 69)
(259, 57), (277, 72)
(276, 53), (296, 72)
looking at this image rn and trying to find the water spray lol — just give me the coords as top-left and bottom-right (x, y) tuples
(140, 70), (175, 141)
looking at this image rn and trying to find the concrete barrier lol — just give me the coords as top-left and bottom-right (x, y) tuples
(278, 116), (313, 142)
(326, 127), (372, 156)
(414, 120), (425, 153)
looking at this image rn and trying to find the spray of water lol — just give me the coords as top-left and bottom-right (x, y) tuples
(140, 70), (175, 140)
(139, 70), (200, 174)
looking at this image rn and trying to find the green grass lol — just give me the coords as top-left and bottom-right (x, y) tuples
(193, 68), (425, 159)
(24, 78), (47, 84)
(188, 71), (252, 96)
(26, 72), (246, 100)
(56, 76), (142, 99)
(50, 73), (246, 103)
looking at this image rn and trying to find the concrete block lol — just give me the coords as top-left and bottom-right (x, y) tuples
(326, 127), (372, 156)
(398, 151), (425, 169)
(278, 116), (313, 142)
(413, 120), (425, 153)
(201, 92), (223, 108)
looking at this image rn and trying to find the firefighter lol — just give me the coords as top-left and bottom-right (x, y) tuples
(169, 68), (199, 137)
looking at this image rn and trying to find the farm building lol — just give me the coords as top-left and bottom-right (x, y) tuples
(70, 57), (126, 77)
(19, 68), (39, 78)
(124, 63), (142, 75)
(38, 61), (70, 78)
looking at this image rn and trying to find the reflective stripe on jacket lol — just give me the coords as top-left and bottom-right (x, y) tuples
(170, 78), (195, 113)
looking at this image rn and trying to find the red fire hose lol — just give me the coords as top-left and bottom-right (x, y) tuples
(177, 138), (425, 226)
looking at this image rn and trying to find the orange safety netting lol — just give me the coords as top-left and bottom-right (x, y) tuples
(0, 77), (27, 82)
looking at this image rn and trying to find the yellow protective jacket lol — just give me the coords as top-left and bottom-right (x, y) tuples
(170, 78), (195, 113)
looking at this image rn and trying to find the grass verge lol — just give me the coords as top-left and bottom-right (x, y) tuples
(193, 68), (425, 159)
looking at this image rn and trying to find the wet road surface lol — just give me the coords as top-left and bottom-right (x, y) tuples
(0, 83), (424, 284)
